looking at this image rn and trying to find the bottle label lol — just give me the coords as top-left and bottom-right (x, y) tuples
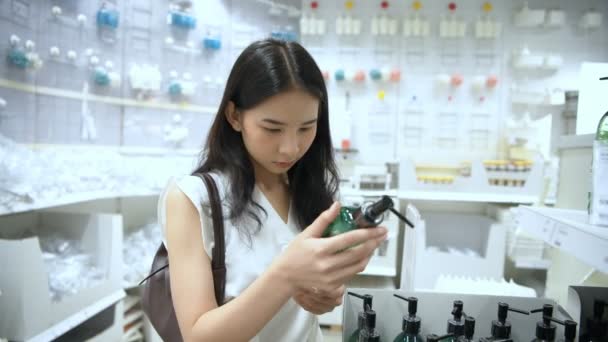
(590, 141), (608, 226)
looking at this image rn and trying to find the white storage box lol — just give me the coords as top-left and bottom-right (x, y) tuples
(0, 210), (123, 341)
(403, 212), (507, 290)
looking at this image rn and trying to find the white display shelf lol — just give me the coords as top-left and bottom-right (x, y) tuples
(339, 187), (399, 198)
(399, 190), (537, 204)
(340, 188), (537, 204)
(516, 206), (608, 273)
(360, 265), (397, 277)
(27, 289), (125, 342)
(0, 190), (160, 216)
(511, 256), (552, 270)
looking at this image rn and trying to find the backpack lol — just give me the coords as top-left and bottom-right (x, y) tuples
(139, 173), (226, 341)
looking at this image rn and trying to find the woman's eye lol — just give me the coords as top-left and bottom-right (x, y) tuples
(264, 127), (281, 133)
(299, 127), (313, 132)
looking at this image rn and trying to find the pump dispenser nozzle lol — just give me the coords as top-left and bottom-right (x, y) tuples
(348, 291), (373, 310)
(487, 302), (530, 340)
(543, 316), (577, 342)
(531, 304), (557, 341)
(395, 294), (422, 336)
(448, 300), (466, 338)
(324, 195), (413, 237)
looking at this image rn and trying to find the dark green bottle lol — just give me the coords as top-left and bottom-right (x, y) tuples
(359, 309), (381, 342)
(393, 294), (423, 342)
(323, 196), (394, 237)
(347, 292), (374, 342)
(479, 303), (529, 342)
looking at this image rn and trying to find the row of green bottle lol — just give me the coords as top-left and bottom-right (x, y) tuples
(346, 292), (578, 342)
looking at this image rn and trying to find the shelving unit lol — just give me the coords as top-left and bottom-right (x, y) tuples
(27, 290), (125, 342)
(0, 190), (159, 216)
(515, 206), (608, 274)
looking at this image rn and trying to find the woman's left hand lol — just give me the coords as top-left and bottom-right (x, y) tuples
(293, 285), (345, 315)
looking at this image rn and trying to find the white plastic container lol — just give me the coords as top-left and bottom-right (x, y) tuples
(0, 210), (123, 341)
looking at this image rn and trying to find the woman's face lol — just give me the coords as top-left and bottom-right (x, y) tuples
(226, 89), (319, 178)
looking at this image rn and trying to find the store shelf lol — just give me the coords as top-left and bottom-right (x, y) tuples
(0, 190), (160, 216)
(399, 190), (537, 204)
(511, 257), (552, 270)
(339, 188), (537, 204)
(339, 187), (399, 198)
(516, 206), (608, 273)
(360, 265), (397, 277)
(26, 289), (125, 342)
(0, 78), (216, 114)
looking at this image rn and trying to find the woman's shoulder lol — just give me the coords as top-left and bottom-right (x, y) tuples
(168, 172), (229, 205)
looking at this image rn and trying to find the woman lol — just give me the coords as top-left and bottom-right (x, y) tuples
(159, 38), (387, 341)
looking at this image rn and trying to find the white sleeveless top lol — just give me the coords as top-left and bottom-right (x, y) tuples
(158, 173), (323, 342)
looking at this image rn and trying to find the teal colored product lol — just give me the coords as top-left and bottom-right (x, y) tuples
(93, 67), (110, 86)
(393, 295), (423, 342)
(335, 69), (345, 81)
(323, 196), (393, 237)
(203, 37), (222, 50)
(284, 31), (298, 41)
(171, 12), (196, 29)
(370, 69), (382, 81)
(97, 8), (119, 28)
(271, 30), (283, 40)
(7, 49), (29, 69)
(168, 82), (182, 96)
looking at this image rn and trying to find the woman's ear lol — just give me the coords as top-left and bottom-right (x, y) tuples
(225, 101), (242, 132)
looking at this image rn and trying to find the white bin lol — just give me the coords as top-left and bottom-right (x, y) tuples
(0, 210), (123, 341)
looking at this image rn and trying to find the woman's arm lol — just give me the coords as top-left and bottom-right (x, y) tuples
(166, 185), (387, 341)
(165, 184), (292, 342)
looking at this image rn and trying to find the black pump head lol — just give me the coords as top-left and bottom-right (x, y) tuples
(348, 292), (373, 311)
(492, 302), (529, 339)
(365, 196), (394, 220)
(452, 300), (464, 319)
(545, 316), (578, 342)
(394, 294), (418, 316)
(394, 294), (421, 335)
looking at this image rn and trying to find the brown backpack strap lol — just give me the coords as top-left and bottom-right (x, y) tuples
(195, 172), (226, 305)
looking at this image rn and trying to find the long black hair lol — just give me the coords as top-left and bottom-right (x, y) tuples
(193, 38), (339, 236)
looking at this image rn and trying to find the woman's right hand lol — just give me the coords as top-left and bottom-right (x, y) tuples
(272, 202), (388, 295)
